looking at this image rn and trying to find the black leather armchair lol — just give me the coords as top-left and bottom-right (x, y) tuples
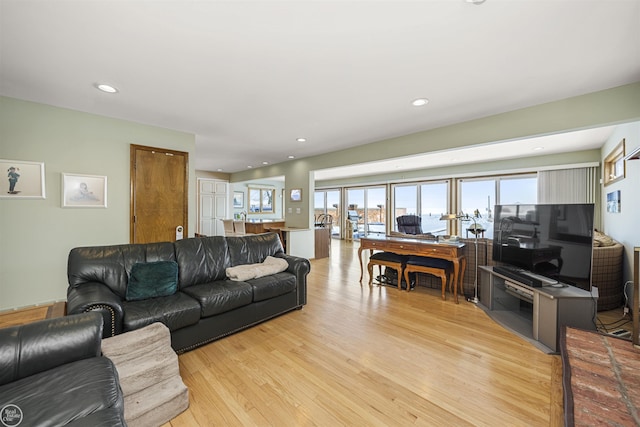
(397, 215), (423, 234)
(0, 312), (125, 426)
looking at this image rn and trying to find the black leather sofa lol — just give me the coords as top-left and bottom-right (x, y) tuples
(66, 233), (310, 353)
(0, 312), (125, 426)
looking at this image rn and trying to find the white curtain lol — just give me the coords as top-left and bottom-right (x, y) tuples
(537, 166), (601, 229)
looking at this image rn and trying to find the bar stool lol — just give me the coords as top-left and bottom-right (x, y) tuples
(403, 256), (453, 299)
(368, 252), (407, 290)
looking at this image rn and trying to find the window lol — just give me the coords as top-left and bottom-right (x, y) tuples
(392, 181), (449, 235)
(458, 174), (537, 239)
(459, 179), (496, 238)
(393, 185), (418, 217)
(420, 182), (448, 235)
(499, 176), (537, 205)
(248, 187), (275, 214)
(604, 139), (625, 186)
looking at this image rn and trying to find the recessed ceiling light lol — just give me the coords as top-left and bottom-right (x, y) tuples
(296, 138), (307, 143)
(465, 0), (486, 4)
(217, 168), (223, 172)
(96, 83), (118, 93)
(411, 98), (429, 107)
(533, 146), (544, 151)
(247, 165), (253, 169)
(288, 155), (295, 159)
(262, 161), (269, 165)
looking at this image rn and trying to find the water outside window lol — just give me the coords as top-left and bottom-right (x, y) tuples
(460, 179), (495, 239)
(394, 184), (417, 219)
(459, 176), (537, 239)
(420, 182), (448, 235)
(500, 177), (537, 205)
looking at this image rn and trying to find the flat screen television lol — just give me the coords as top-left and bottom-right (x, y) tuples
(492, 203), (595, 291)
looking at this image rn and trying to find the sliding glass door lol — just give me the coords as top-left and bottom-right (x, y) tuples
(346, 186), (386, 239)
(314, 189), (340, 238)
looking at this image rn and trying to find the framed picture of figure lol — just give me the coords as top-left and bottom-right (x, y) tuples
(0, 159), (45, 199)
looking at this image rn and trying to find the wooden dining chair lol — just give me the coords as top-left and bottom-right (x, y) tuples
(221, 219), (235, 235)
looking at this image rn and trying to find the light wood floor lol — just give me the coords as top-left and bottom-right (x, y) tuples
(169, 240), (564, 427)
(2, 240), (630, 426)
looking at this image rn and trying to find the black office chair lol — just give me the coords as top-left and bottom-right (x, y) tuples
(396, 215), (422, 235)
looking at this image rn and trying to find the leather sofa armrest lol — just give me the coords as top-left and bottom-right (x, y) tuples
(275, 254), (310, 305)
(0, 312), (103, 386)
(67, 282), (124, 337)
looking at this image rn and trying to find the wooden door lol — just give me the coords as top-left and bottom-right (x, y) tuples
(130, 145), (188, 243)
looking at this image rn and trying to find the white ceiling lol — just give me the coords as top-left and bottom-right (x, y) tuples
(1, 1), (639, 179)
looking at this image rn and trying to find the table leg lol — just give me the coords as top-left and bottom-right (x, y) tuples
(451, 256), (466, 304)
(358, 246), (365, 282)
(452, 259), (459, 304)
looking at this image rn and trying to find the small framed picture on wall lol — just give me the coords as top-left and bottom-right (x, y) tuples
(62, 173), (107, 208)
(290, 188), (302, 202)
(233, 191), (244, 208)
(0, 159), (46, 199)
(606, 190), (621, 213)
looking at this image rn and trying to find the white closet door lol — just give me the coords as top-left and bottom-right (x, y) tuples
(198, 179), (229, 236)
(199, 193), (215, 236)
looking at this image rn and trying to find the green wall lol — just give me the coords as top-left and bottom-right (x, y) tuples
(0, 97), (196, 310)
(232, 82), (640, 229)
(2, 81), (640, 310)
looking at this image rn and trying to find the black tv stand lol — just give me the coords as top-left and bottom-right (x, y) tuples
(479, 266), (598, 353)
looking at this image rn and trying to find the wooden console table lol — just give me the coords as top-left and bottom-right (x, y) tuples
(358, 235), (466, 302)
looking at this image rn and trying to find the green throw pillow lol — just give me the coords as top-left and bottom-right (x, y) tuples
(126, 261), (179, 301)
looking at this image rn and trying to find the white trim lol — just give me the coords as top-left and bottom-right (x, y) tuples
(624, 145), (640, 161)
(315, 162), (600, 189)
